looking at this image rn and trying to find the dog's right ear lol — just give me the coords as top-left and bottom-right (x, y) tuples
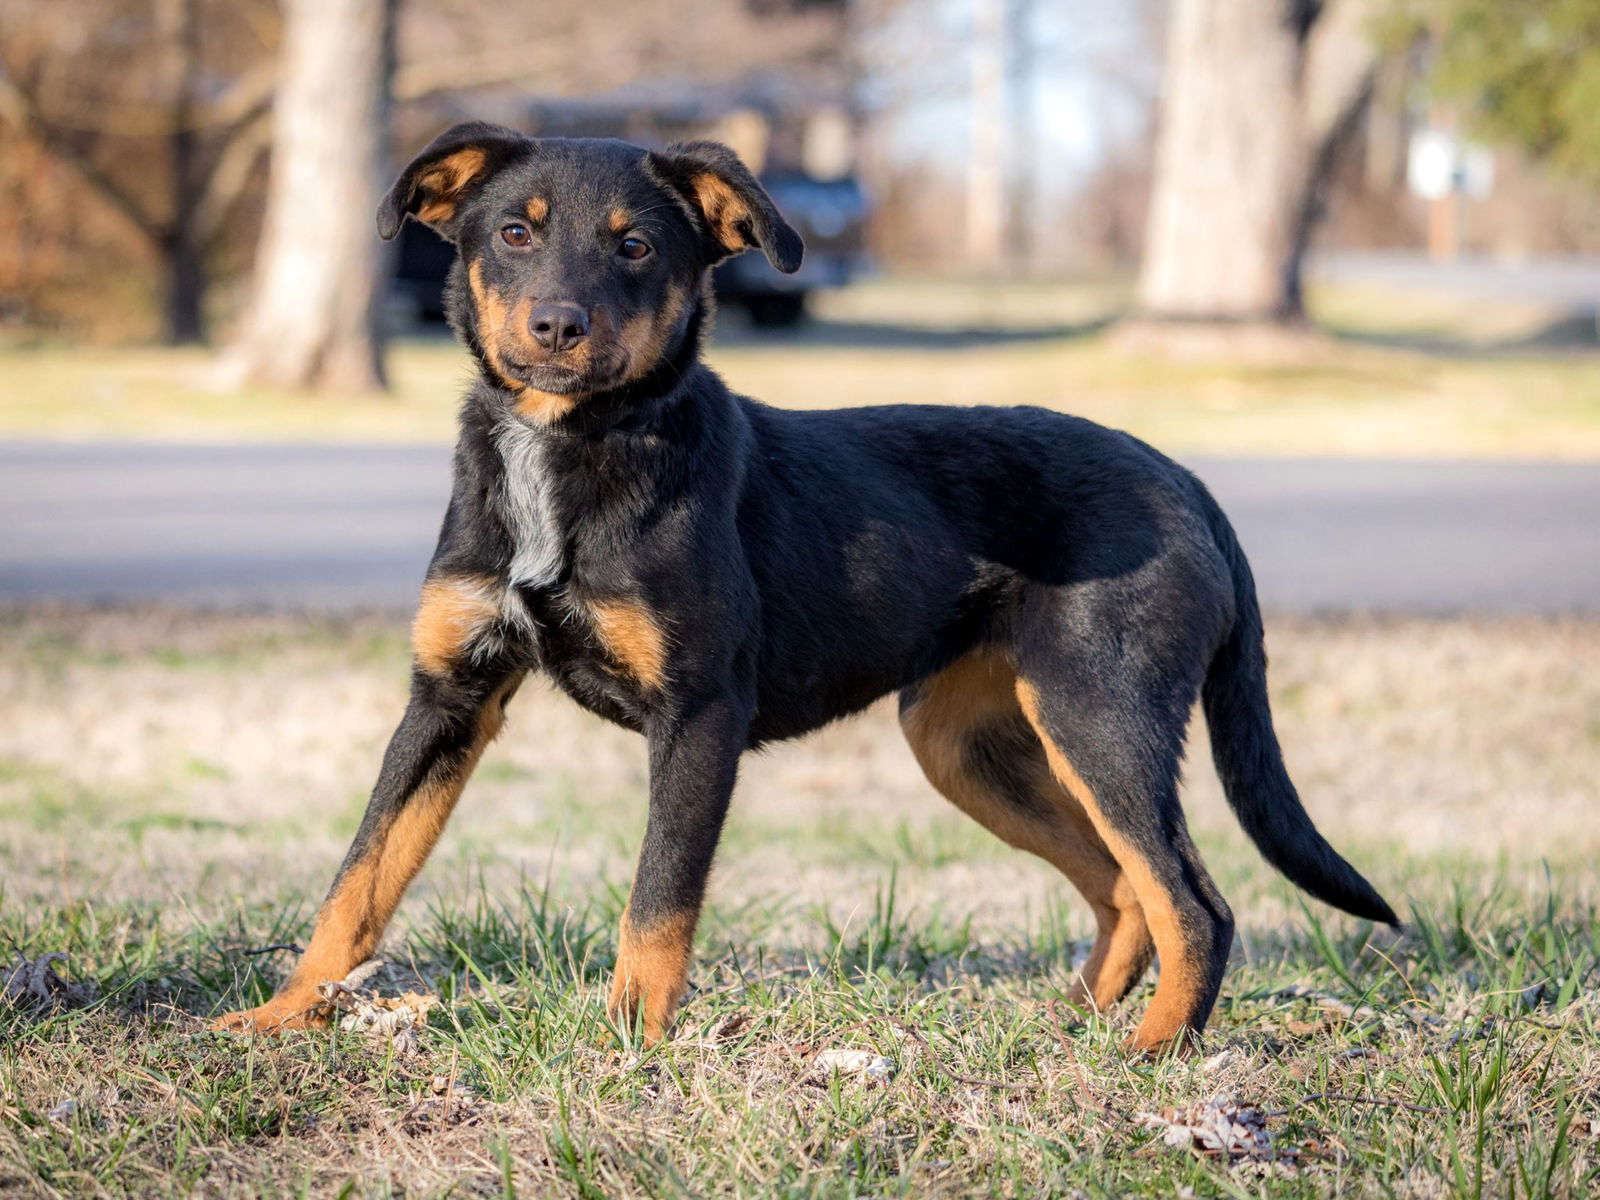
(377, 122), (530, 242)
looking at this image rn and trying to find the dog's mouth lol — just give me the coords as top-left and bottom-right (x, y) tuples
(499, 358), (591, 395)
(490, 325), (652, 400)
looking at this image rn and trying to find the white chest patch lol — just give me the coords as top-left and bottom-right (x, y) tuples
(494, 419), (567, 601)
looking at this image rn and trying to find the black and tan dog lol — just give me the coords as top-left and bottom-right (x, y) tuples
(214, 122), (1397, 1054)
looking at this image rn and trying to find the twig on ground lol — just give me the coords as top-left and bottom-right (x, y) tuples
(241, 943), (303, 957)
(1271, 985), (1380, 1021)
(938, 1068), (1033, 1091)
(1046, 997), (1116, 1119)
(1269, 1092), (1450, 1119)
(319, 958), (385, 996)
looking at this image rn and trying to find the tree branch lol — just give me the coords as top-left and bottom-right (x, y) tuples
(0, 58), (278, 140)
(0, 65), (165, 242)
(195, 113), (273, 245)
(391, 45), (582, 102)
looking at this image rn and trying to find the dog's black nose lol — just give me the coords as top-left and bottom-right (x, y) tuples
(529, 303), (589, 353)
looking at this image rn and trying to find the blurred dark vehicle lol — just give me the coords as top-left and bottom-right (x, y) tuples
(394, 221), (458, 321)
(390, 76), (865, 328)
(713, 172), (867, 326)
(391, 169), (867, 328)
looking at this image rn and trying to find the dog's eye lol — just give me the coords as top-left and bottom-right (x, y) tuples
(501, 224), (532, 248)
(618, 237), (651, 261)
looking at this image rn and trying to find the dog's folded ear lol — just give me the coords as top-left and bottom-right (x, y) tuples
(647, 141), (804, 274)
(377, 121), (530, 241)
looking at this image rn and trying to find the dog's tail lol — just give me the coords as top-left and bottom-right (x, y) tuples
(1196, 487), (1400, 928)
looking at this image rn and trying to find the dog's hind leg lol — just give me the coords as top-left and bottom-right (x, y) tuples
(897, 651), (1155, 1014)
(1011, 616), (1233, 1055)
(213, 603), (524, 1034)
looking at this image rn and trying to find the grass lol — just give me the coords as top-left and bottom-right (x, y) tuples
(1, 607), (1598, 1196)
(2, 277), (1599, 458)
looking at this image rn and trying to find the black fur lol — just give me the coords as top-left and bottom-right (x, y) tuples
(288, 124), (1396, 1048)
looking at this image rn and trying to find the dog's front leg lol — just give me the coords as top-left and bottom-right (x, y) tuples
(213, 666), (523, 1033)
(608, 693), (749, 1045)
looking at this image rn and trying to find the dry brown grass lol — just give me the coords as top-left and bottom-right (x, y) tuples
(1, 607), (1598, 1197)
(2, 607), (1595, 922)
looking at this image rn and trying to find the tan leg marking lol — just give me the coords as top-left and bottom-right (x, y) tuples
(411, 574), (502, 675)
(608, 906), (696, 1044)
(1014, 679), (1207, 1054)
(212, 679), (519, 1035)
(899, 652), (1153, 1012)
(587, 599), (670, 690)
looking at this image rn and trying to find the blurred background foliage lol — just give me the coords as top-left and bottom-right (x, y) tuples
(1404, 0), (1600, 183)
(0, 0), (1596, 379)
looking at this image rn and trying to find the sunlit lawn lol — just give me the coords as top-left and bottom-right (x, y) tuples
(3, 277), (1598, 458)
(2, 608), (1598, 1196)
(3, 275), (1599, 1196)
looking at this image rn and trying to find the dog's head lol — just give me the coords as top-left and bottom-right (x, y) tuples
(378, 122), (803, 423)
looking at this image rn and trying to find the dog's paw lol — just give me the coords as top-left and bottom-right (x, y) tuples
(210, 995), (330, 1035)
(607, 974), (679, 1048)
(1123, 1027), (1202, 1061)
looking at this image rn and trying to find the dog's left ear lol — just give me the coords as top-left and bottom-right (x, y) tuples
(377, 121), (531, 241)
(648, 141), (804, 273)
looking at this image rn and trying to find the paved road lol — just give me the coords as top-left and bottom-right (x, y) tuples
(1311, 250), (1600, 309)
(1, 442), (1596, 615)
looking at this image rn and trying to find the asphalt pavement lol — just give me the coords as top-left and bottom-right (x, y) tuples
(0, 441), (1596, 615)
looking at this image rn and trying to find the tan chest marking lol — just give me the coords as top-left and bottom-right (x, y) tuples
(587, 599), (670, 690)
(412, 574), (503, 675)
(515, 389), (579, 423)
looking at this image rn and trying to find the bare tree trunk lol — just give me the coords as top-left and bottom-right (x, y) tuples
(227, 0), (394, 392)
(1004, 0), (1038, 273)
(966, 0), (1008, 271)
(0, 8), (276, 347)
(156, 0), (205, 344)
(1134, 0), (1376, 326)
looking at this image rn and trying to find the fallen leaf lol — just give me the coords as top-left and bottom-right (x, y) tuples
(314, 962), (439, 1057)
(707, 1010), (752, 1044)
(1201, 1048), (1235, 1074)
(809, 1048), (893, 1082)
(1, 953), (90, 1015)
(1135, 1093), (1298, 1165)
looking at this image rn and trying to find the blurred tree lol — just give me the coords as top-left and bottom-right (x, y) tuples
(1134, 0), (1379, 326)
(224, 0), (395, 393)
(1399, 0), (1600, 184)
(225, 0), (848, 393)
(1, 0), (849, 358)
(0, 0), (279, 343)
